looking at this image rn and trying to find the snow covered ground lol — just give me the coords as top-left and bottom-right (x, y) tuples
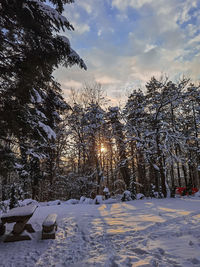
(1, 197), (200, 267)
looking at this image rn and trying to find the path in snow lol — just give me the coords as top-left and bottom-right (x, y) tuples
(1, 198), (200, 267)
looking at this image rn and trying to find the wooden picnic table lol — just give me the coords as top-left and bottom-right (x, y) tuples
(0, 204), (37, 242)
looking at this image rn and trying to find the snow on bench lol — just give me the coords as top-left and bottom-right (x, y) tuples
(1, 205), (37, 223)
(42, 213), (57, 240)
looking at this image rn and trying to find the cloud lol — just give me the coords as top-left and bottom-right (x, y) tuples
(95, 75), (121, 85)
(144, 44), (157, 53)
(111, 0), (153, 10)
(189, 34), (200, 44)
(63, 80), (82, 89)
(72, 22), (90, 35)
(54, 0), (200, 104)
(79, 2), (92, 14)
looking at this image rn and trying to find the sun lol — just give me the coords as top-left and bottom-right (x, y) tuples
(100, 144), (106, 153)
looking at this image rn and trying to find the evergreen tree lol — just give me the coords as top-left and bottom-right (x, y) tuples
(0, 0), (86, 199)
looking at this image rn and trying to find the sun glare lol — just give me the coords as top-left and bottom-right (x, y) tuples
(100, 144), (106, 153)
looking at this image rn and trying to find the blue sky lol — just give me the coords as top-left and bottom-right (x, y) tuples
(54, 0), (200, 103)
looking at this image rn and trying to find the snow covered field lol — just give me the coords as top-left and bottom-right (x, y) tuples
(1, 197), (200, 267)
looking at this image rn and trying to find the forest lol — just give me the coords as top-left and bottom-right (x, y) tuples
(0, 0), (200, 205)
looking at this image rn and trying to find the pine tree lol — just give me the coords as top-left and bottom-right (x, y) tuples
(0, 0), (86, 199)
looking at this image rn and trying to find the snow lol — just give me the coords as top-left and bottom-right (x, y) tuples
(33, 89), (42, 103)
(1, 198), (200, 266)
(46, 200), (61, 206)
(15, 163), (23, 169)
(1, 205), (37, 218)
(103, 187), (109, 193)
(18, 199), (39, 207)
(153, 164), (160, 170)
(79, 196), (94, 205)
(194, 191), (200, 197)
(42, 214), (57, 227)
(94, 195), (104, 204)
(136, 193), (145, 200)
(59, 35), (70, 46)
(36, 109), (46, 119)
(27, 0), (72, 30)
(39, 122), (56, 139)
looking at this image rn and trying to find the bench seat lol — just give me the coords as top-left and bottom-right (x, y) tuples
(42, 213), (57, 240)
(1, 205), (37, 224)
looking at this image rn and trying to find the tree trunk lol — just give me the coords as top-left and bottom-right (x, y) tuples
(156, 132), (167, 197)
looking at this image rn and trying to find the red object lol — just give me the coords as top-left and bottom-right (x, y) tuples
(176, 187), (198, 195)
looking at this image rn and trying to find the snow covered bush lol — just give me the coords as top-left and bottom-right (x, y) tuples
(149, 184), (164, 198)
(136, 193), (145, 200)
(0, 200), (10, 214)
(94, 195), (104, 204)
(103, 187), (110, 199)
(121, 190), (133, 202)
(18, 199), (39, 207)
(47, 200), (61, 206)
(79, 196), (86, 204)
(65, 199), (79, 205)
(194, 190), (200, 197)
(79, 196), (93, 204)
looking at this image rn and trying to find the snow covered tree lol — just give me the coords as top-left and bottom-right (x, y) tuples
(83, 103), (106, 194)
(124, 89), (147, 196)
(107, 107), (130, 190)
(145, 77), (170, 197)
(0, 0), (86, 199)
(180, 83), (200, 188)
(41, 82), (70, 200)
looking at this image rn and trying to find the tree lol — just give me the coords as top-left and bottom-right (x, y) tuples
(107, 107), (130, 189)
(124, 89), (147, 197)
(0, 0), (86, 199)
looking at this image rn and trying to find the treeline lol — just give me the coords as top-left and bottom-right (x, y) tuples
(1, 76), (200, 202)
(62, 78), (200, 199)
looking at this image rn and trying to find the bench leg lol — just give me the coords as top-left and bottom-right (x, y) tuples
(4, 221), (33, 242)
(4, 234), (31, 242)
(42, 231), (56, 240)
(25, 224), (35, 233)
(0, 223), (6, 236)
(42, 224), (57, 240)
(13, 222), (25, 235)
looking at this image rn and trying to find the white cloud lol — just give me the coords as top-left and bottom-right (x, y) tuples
(144, 44), (157, 53)
(186, 24), (198, 37)
(116, 13), (128, 21)
(79, 2), (92, 14)
(97, 29), (102, 36)
(72, 22), (90, 34)
(63, 80), (82, 89)
(188, 34), (200, 44)
(112, 0), (153, 10)
(95, 75), (121, 85)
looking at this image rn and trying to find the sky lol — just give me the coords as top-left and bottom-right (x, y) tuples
(54, 0), (200, 104)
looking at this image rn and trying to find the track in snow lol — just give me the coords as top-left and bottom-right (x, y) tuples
(1, 199), (200, 267)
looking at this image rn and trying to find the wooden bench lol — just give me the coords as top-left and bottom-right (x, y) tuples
(1, 205), (37, 242)
(42, 213), (57, 240)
